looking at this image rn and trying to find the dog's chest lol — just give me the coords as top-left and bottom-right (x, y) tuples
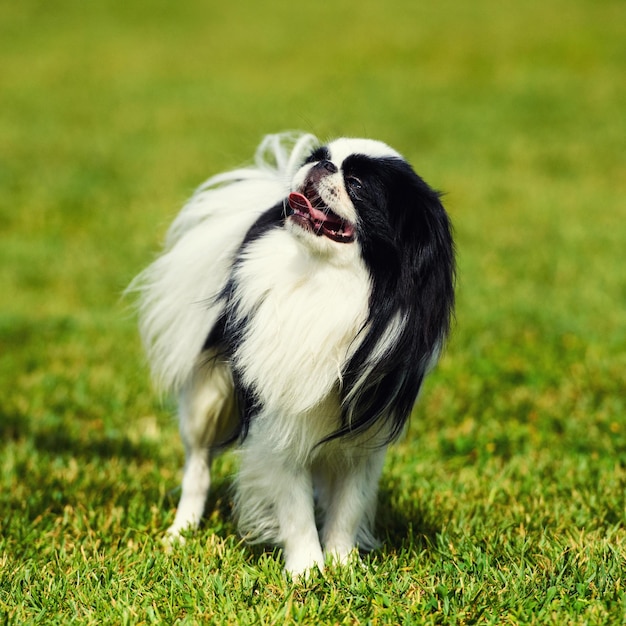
(230, 228), (371, 415)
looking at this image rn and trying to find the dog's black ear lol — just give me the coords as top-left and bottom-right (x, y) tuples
(390, 166), (456, 360)
(330, 161), (455, 444)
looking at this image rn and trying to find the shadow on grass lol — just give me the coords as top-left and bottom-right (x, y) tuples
(0, 409), (24, 442)
(0, 407), (162, 462)
(375, 485), (442, 554)
(34, 428), (160, 462)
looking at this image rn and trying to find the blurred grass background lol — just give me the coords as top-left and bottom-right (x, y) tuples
(1, 0), (625, 623)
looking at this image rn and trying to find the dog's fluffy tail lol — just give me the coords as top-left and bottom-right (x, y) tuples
(128, 132), (319, 393)
(166, 132), (319, 248)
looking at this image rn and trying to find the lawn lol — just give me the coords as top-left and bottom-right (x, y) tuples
(1, 0), (625, 623)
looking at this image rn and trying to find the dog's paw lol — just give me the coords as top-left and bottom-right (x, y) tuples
(284, 546), (325, 580)
(161, 525), (188, 551)
(324, 546), (361, 569)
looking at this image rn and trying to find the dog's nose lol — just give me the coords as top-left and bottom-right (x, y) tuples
(316, 160), (337, 174)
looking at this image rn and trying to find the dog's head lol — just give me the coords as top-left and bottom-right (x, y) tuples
(286, 138), (451, 274)
(287, 139), (402, 257)
(287, 139), (401, 245)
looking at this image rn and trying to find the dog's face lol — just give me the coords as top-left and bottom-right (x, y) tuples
(286, 138), (403, 258)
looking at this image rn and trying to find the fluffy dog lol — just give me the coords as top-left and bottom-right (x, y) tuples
(132, 132), (455, 575)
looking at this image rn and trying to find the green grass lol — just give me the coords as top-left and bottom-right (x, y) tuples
(1, 0), (625, 623)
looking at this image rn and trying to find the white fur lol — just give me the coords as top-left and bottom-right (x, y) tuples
(324, 137), (402, 165)
(133, 132), (405, 576)
(230, 227), (370, 419)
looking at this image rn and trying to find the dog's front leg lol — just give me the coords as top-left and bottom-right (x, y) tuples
(275, 467), (324, 576)
(236, 433), (324, 577)
(321, 447), (387, 564)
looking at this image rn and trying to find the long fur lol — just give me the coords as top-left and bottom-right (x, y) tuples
(131, 132), (455, 576)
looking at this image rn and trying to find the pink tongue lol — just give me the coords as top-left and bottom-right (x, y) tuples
(288, 192), (329, 222)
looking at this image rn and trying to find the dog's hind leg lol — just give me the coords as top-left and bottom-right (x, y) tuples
(166, 358), (237, 539)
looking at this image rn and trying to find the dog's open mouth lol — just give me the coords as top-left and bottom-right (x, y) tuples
(287, 191), (355, 243)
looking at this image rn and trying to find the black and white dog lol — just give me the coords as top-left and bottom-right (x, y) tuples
(133, 132), (455, 575)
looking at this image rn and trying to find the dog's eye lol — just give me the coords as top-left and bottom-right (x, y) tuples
(346, 176), (363, 194)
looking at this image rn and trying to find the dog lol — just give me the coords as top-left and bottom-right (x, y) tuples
(132, 132), (455, 575)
